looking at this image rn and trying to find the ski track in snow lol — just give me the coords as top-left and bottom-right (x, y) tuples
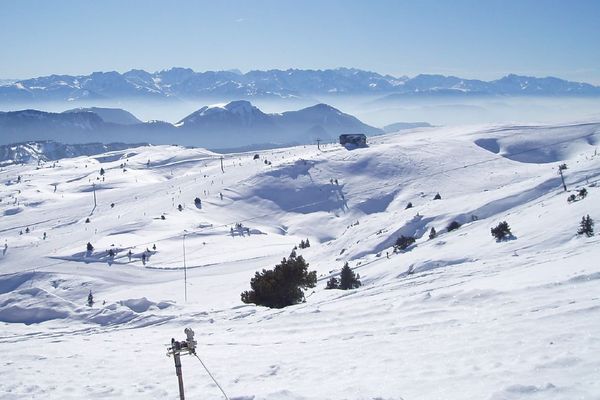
(0, 122), (599, 399)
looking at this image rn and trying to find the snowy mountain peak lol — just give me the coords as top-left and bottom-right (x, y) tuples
(173, 101), (382, 147)
(223, 100), (261, 115)
(176, 101), (267, 127)
(306, 103), (340, 112)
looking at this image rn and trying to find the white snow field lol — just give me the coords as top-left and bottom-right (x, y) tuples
(1, 121), (599, 400)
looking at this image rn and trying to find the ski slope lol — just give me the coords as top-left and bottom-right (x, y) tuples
(1, 121), (599, 400)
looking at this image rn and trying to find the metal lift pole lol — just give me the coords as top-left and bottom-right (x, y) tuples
(167, 329), (197, 400)
(183, 233), (187, 302)
(172, 339), (186, 400)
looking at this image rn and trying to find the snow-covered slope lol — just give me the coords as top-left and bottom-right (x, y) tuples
(0, 121), (599, 399)
(0, 141), (146, 166)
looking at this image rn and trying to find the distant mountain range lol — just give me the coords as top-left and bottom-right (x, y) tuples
(383, 122), (433, 133)
(0, 101), (382, 150)
(1, 68), (599, 103)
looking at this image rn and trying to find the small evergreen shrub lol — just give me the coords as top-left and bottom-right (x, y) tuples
(405, 202), (413, 209)
(578, 188), (588, 199)
(325, 276), (339, 290)
(491, 221), (512, 241)
(577, 215), (594, 237)
(428, 227), (437, 239)
(433, 193), (442, 200)
(298, 239), (311, 249)
(395, 235), (415, 251)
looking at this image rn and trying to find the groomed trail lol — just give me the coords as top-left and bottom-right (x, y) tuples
(1, 121), (599, 400)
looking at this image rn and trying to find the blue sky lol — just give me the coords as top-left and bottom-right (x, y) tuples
(1, 0), (600, 83)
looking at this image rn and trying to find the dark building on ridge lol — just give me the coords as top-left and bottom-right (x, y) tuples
(339, 133), (367, 147)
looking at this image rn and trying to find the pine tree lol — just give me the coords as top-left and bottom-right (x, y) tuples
(339, 262), (361, 290)
(429, 227), (437, 239)
(178, 204), (183, 211)
(299, 239), (305, 249)
(433, 193), (442, 200)
(87, 242), (94, 252)
(305, 238), (310, 248)
(405, 202), (413, 209)
(394, 235), (415, 251)
(100, 168), (105, 176)
(87, 290), (94, 307)
(491, 221), (512, 240)
(578, 188), (588, 199)
(577, 215), (594, 237)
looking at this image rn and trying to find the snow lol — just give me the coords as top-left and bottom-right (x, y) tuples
(0, 121), (599, 399)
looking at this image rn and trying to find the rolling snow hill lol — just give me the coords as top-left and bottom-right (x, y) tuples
(0, 121), (599, 399)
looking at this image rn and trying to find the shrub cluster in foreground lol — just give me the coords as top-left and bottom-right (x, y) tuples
(241, 253), (316, 308)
